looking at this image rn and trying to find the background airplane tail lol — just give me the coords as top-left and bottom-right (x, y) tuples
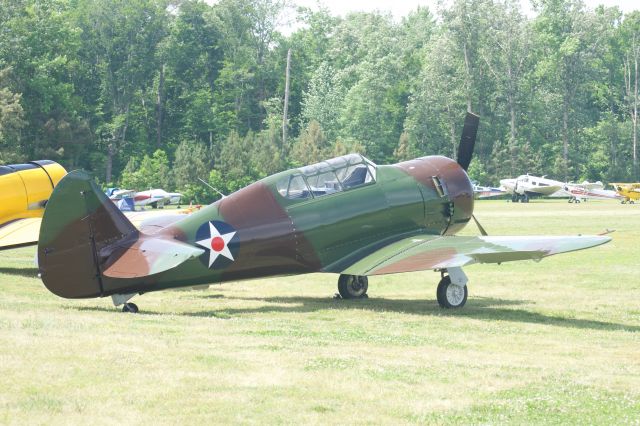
(37, 170), (138, 298)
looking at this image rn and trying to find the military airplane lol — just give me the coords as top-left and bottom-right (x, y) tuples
(37, 114), (611, 313)
(500, 174), (563, 203)
(0, 160), (67, 250)
(610, 183), (640, 204)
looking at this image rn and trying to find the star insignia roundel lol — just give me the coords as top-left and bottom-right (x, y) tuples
(195, 221), (239, 269)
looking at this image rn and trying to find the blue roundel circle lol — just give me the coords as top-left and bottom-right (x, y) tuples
(194, 220), (240, 269)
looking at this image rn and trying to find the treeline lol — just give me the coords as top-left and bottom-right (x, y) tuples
(0, 0), (639, 202)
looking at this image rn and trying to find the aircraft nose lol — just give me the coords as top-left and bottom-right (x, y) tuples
(438, 157), (474, 233)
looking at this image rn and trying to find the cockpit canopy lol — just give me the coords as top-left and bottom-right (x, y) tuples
(277, 154), (377, 200)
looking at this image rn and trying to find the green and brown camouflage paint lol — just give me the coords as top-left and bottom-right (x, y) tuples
(38, 154), (475, 298)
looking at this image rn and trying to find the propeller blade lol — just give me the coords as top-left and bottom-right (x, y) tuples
(471, 214), (488, 236)
(457, 112), (480, 171)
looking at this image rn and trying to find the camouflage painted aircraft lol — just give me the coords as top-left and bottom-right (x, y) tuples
(37, 114), (611, 313)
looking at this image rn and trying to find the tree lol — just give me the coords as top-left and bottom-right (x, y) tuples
(300, 62), (344, 143)
(291, 120), (329, 165)
(621, 11), (640, 180)
(79, 0), (168, 182)
(480, 0), (531, 176)
(532, 0), (602, 180)
(0, 68), (26, 163)
(120, 149), (172, 190)
(173, 140), (213, 189)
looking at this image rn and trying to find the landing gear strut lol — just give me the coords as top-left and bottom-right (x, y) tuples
(112, 293), (139, 313)
(337, 274), (368, 299)
(436, 268), (468, 308)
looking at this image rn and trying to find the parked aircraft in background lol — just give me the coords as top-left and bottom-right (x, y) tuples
(500, 175), (563, 203)
(551, 181), (621, 203)
(472, 182), (506, 199)
(106, 188), (135, 200)
(0, 160), (67, 250)
(36, 113), (610, 313)
(610, 183), (640, 204)
(134, 189), (183, 208)
(106, 188), (183, 208)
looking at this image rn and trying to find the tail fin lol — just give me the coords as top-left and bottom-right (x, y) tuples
(38, 171), (204, 299)
(38, 171), (138, 298)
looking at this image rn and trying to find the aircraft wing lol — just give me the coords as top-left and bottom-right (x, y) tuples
(340, 235), (610, 276)
(0, 218), (42, 250)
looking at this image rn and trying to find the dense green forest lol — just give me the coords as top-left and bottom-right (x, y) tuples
(1, 0), (639, 202)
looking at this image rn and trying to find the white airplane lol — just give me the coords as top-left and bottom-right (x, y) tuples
(472, 182), (506, 198)
(106, 188), (182, 208)
(133, 189), (183, 208)
(106, 188), (135, 200)
(551, 181), (622, 203)
(500, 174), (563, 203)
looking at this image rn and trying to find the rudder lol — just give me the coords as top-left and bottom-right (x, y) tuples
(38, 170), (138, 298)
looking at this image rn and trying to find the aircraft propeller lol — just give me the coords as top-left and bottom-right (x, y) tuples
(456, 112), (480, 172)
(456, 112), (487, 237)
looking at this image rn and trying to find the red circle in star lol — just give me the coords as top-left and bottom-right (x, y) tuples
(210, 237), (225, 252)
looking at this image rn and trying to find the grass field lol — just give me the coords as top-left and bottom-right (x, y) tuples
(1, 200), (639, 424)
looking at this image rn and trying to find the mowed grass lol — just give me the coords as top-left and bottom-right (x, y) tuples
(0, 200), (639, 424)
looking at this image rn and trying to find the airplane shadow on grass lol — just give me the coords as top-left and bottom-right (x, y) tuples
(66, 293), (638, 333)
(0, 267), (38, 279)
(184, 294), (640, 333)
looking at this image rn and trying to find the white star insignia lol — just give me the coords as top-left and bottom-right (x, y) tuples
(195, 222), (237, 268)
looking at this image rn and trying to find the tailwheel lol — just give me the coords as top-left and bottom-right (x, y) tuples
(337, 274), (368, 299)
(122, 302), (139, 313)
(436, 275), (467, 309)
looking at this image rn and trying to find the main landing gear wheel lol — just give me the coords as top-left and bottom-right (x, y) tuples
(122, 302), (139, 313)
(436, 275), (468, 309)
(337, 274), (368, 299)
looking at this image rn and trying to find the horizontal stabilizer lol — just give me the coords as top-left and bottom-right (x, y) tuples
(102, 236), (203, 278)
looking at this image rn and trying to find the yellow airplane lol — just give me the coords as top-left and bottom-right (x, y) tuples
(1, 160), (199, 251)
(0, 160), (67, 250)
(610, 182), (640, 204)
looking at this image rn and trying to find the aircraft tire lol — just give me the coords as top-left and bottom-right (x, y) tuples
(338, 274), (368, 299)
(122, 302), (139, 313)
(522, 194), (529, 203)
(511, 194), (518, 203)
(436, 276), (467, 309)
